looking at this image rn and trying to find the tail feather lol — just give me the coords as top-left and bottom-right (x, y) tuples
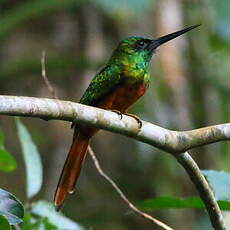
(54, 131), (90, 209)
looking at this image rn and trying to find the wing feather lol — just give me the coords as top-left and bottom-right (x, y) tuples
(79, 65), (121, 106)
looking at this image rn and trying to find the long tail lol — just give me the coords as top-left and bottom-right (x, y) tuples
(54, 131), (90, 210)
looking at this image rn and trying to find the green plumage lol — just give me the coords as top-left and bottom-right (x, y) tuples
(79, 37), (152, 106)
(79, 65), (121, 106)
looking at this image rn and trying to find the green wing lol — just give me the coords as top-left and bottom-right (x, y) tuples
(79, 65), (121, 106)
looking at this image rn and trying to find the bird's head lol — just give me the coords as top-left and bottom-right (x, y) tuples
(110, 24), (200, 68)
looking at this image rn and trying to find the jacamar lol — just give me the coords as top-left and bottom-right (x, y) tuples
(54, 24), (200, 209)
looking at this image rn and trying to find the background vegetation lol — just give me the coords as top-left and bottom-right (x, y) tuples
(0, 0), (229, 229)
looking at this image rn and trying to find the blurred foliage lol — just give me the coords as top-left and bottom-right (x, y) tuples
(0, 0), (229, 229)
(139, 170), (230, 211)
(1, 124), (230, 229)
(0, 55), (93, 80)
(22, 214), (57, 230)
(0, 215), (11, 230)
(0, 131), (17, 172)
(16, 118), (43, 199)
(0, 121), (84, 229)
(139, 196), (230, 211)
(0, 0), (82, 40)
(31, 201), (84, 230)
(95, 0), (152, 18)
(0, 188), (24, 225)
(202, 170), (230, 200)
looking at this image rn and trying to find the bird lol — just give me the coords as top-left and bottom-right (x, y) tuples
(54, 24), (200, 210)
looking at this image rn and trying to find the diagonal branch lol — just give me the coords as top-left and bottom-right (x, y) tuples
(0, 95), (229, 154)
(175, 152), (226, 230)
(88, 147), (174, 230)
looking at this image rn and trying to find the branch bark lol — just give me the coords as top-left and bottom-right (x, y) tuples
(0, 94), (229, 230)
(175, 152), (226, 230)
(0, 95), (229, 154)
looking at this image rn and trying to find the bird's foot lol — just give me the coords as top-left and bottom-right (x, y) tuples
(110, 109), (123, 120)
(110, 110), (142, 128)
(124, 113), (142, 128)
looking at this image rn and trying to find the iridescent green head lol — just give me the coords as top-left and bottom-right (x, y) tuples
(111, 36), (155, 64)
(109, 24), (200, 69)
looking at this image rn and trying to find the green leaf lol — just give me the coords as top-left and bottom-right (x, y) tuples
(139, 196), (205, 210)
(139, 196), (230, 211)
(21, 213), (35, 230)
(139, 170), (230, 211)
(0, 188), (24, 225)
(22, 214), (57, 230)
(16, 118), (43, 198)
(0, 215), (11, 230)
(38, 218), (57, 230)
(0, 149), (17, 172)
(31, 201), (84, 230)
(202, 170), (230, 200)
(0, 131), (17, 172)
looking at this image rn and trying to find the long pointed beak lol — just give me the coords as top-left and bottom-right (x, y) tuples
(149, 24), (201, 50)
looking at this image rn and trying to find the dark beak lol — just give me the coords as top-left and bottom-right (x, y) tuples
(149, 24), (201, 51)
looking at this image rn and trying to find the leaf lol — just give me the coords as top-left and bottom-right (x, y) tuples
(139, 196), (205, 210)
(0, 215), (11, 230)
(21, 213), (35, 230)
(139, 170), (230, 211)
(202, 170), (230, 200)
(22, 214), (57, 230)
(0, 149), (17, 172)
(38, 218), (57, 230)
(16, 118), (43, 198)
(31, 201), (84, 230)
(0, 188), (24, 225)
(0, 131), (17, 172)
(138, 196), (230, 211)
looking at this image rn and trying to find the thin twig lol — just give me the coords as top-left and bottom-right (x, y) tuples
(88, 146), (174, 230)
(175, 152), (226, 230)
(41, 50), (58, 99)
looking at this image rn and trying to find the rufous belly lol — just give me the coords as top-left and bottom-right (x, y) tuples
(79, 82), (147, 137)
(98, 82), (147, 112)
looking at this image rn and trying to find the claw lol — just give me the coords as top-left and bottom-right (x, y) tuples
(124, 113), (142, 129)
(111, 109), (123, 120)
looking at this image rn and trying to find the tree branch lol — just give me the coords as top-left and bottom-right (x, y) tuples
(0, 95), (229, 230)
(175, 152), (226, 230)
(0, 95), (229, 154)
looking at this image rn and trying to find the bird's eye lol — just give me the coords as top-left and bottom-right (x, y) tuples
(136, 40), (145, 48)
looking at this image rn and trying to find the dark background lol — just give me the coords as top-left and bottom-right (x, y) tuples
(0, 0), (229, 229)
